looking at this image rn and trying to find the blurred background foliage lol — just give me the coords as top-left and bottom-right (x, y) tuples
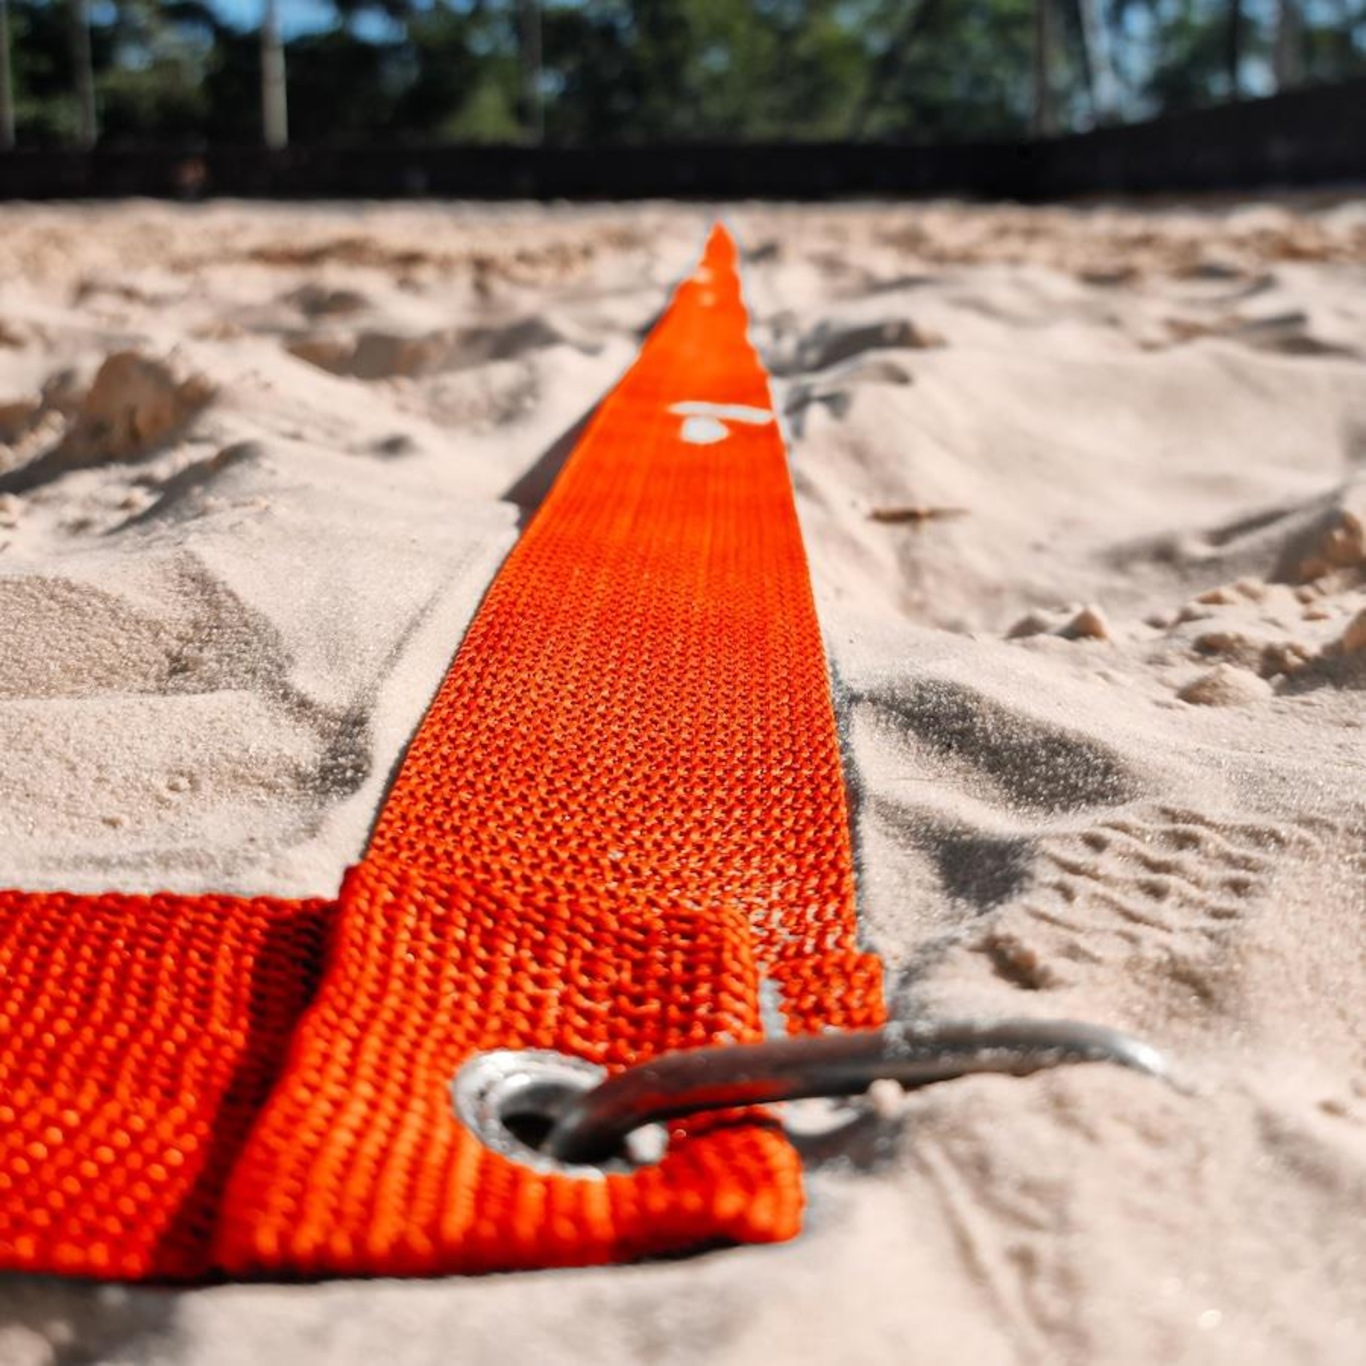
(0, 0), (1364, 148)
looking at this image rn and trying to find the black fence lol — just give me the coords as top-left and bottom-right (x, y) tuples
(1037, 77), (1366, 197)
(1, 76), (1362, 202)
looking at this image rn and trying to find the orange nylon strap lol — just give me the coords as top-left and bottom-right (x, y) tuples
(0, 225), (883, 1280)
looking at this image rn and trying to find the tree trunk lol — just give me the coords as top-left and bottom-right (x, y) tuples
(261, 0), (287, 150)
(519, 0), (543, 145)
(0, 0), (15, 151)
(70, 0), (96, 149)
(1225, 0), (1244, 100)
(1077, 0), (1119, 122)
(1274, 0), (1305, 90)
(847, 0), (944, 138)
(1032, 0), (1058, 137)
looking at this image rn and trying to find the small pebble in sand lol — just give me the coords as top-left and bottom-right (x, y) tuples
(1331, 608), (1366, 656)
(1261, 640), (1314, 676)
(1176, 602), (1216, 624)
(1005, 610), (1053, 639)
(1193, 627), (1313, 678)
(0, 493), (20, 528)
(1178, 664), (1272, 706)
(1295, 499), (1365, 582)
(1196, 586), (1238, 606)
(984, 932), (1057, 988)
(191, 320), (245, 342)
(1195, 628), (1253, 661)
(1061, 604), (1111, 641)
(0, 398), (39, 442)
(65, 350), (215, 462)
(866, 1079), (904, 1120)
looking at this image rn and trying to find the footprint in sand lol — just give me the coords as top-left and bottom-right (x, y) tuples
(782, 354), (915, 436)
(0, 351), (214, 496)
(771, 316), (943, 377)
(1164, 309), (1358, 358)
(849, 672), (1143, 962)
(287, 316), (591, 382)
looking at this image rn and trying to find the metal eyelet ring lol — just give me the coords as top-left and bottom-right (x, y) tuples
(455, 1019), (1171, 1172)
(451, 1049), (667, 1176)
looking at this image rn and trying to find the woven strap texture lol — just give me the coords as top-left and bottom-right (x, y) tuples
(0, 225), (884, 1280)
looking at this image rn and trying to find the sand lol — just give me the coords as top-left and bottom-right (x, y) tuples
(0, 198), (1363, 1364)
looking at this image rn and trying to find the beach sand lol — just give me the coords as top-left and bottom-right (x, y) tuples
(0, 198), (1362, 1364)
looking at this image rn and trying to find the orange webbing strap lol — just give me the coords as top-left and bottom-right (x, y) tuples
(0, 225), (884, 1279)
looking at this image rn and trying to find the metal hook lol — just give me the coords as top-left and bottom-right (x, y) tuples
(543, 1018), (1171, 1166)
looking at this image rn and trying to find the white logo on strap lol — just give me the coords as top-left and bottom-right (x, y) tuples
(670, 401), (775, 446)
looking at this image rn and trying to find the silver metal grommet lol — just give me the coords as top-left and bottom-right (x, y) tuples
(451, 1049), (667, 1176)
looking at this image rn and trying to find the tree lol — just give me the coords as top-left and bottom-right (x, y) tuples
(1033, 0), (1057, 134)
(91, 1), (216, 144)
(4, 0), (1363, 151)
(70, 0), (96, 146)
(1225, 0), (1244, 98)
(262, 0), (287, 148)
(519, 0), (542, 144)
(392, 1), (511, 141)
(1, 0), (14, 148)
(848, 0), (945, 138)
(1274, 0), (1304, 89)
(1075, 0), (1120, 122)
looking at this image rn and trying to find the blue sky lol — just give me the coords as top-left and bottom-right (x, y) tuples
(206, 0), (551, 39)
(210, 2), (346, 37)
